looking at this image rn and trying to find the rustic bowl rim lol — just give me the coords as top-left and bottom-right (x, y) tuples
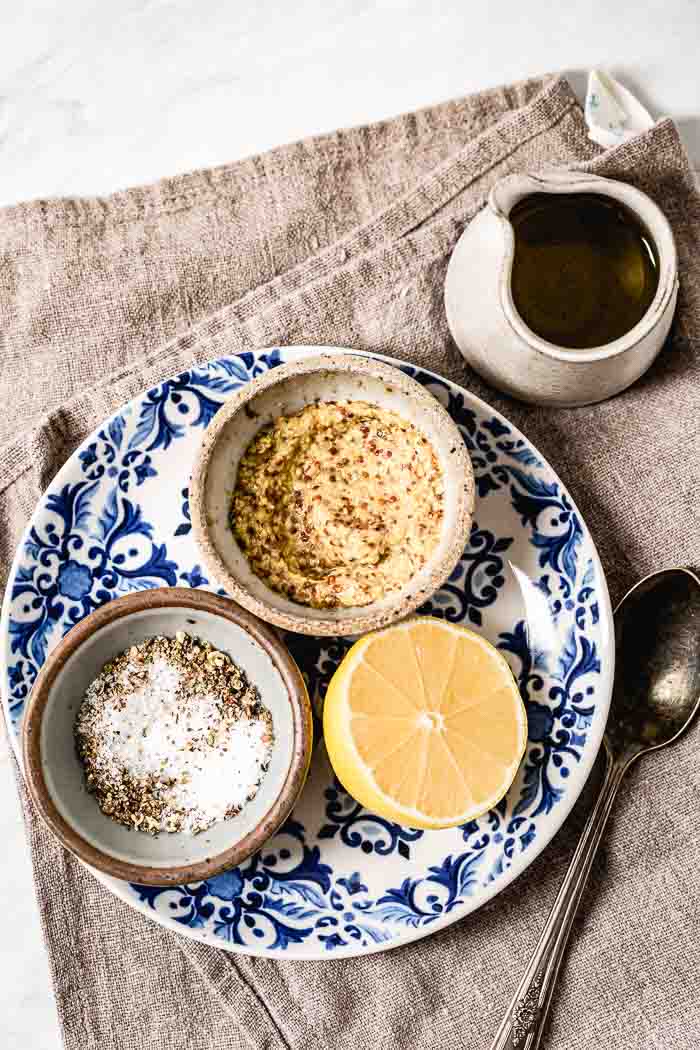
(21, 587), (313, 887)
(189, 351), (475, 636)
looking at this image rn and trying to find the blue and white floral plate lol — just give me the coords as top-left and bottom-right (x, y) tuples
(1, 347), (613, 959)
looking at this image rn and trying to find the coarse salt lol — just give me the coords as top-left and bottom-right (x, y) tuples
(75, 637), (274, 835)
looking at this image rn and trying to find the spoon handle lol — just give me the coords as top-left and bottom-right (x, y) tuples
(489, 750), (626, 1050)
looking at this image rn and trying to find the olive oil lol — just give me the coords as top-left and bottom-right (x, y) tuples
(510, 192), (659, 349)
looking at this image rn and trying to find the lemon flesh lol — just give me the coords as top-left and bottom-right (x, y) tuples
(323, 618), (527, 829)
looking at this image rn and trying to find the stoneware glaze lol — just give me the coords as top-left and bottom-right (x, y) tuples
(22, 588), (313, 886)
(444, 170), (678, 406)
(190, 353), (475, 636)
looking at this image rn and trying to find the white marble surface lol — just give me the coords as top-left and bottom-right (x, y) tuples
(1, 2), (698, 1047)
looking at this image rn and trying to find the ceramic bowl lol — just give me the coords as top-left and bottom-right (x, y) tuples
(22, 588), (313, 886)
(189, 353), (475, 636)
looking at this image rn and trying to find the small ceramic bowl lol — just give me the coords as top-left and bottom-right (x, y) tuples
(22, 588), (313, 886)
(189, 352), (475, 636)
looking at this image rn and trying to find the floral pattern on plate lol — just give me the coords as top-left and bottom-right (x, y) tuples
(1, 347), (612, 959)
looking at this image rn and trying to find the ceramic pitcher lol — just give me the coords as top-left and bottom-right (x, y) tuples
(444, 170), (678, 407)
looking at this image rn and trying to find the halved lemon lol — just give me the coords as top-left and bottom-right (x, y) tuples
(323, 617), (527, 829)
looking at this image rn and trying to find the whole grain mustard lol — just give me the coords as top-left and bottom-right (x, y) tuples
(230, 401), (444, 608)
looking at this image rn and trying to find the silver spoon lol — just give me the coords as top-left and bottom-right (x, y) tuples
(491, 566), (700, 1050)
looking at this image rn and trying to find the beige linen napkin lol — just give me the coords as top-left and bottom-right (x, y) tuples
(1, 74), (699, 1050)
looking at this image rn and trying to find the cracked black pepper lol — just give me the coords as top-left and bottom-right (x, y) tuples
(74, 632), (274, 835)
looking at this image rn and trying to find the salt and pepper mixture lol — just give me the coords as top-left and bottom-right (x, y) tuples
(75, 632), (274, 835)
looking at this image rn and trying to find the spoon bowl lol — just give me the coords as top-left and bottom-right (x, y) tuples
(607, 567), (700, 764)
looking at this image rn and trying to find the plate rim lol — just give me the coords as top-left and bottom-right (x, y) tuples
(0, 345), (614, 960)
